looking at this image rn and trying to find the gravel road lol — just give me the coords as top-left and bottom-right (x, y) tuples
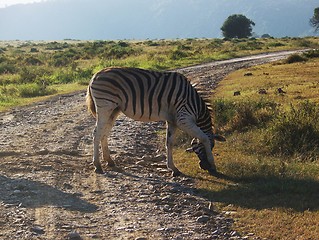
(0, 51), (302, 240)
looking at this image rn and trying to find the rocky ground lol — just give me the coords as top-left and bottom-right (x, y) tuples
(0, 51), (303, 240)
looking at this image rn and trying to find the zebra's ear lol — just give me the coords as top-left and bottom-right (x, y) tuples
(186, 138), (199, 153)
(214, 134), (226, 142)
(191, 138), (199, 145)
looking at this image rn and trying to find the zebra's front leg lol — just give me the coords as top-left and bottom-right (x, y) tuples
(166, 122), (182, 177)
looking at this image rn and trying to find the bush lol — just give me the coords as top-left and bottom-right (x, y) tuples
(266, 101), (319, 161)
(169, 48), (188, 60)
(18, 67), (52, 84)
(267, 42), (285, 47)
(212, 98), (278, 132)
(102, 42), (140, 59)
(51, 69), (75, 84)
(303, 49), (319, 59)
(24, 56), (43, 66)
(51, 52), (75, 67)
(0, 62), (16, 74)
(17, 83), (56, 98)
(285, 54), (307, 64)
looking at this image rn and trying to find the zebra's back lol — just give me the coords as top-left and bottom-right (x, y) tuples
(89, 67), (196, 122)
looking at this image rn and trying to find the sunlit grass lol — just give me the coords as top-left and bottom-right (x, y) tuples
(174, 140), (319, 239)
(1, 37), (318, 111)
(213, 58), (319, 104)
(1, 38), (319, 238)
(0, 83), (86, 111)
(172, 57), (319, 239)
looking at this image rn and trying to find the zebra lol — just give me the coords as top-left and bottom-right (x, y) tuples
(86, 67), (225, 176)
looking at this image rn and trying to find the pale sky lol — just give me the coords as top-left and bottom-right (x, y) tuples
(0, 0), (45, 8)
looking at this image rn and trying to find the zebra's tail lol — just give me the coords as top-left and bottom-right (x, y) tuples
(86, 85), (96, 118)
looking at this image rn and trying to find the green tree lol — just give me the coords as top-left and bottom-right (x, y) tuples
(310, 7), (319, 32)
(221, 14), (255, 38)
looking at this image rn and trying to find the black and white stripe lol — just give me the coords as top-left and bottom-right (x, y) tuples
(87, 67), (225, 176)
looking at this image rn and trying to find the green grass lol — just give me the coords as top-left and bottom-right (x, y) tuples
(173, 56), (319, 240)
(0, 83), (86, 111)
(1, 37), (319, 111)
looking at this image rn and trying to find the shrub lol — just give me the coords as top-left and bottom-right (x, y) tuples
(0, 62), (16, 74)
(265, 101), (319, 161)
(169, 48), (188, 60)
(267, 42), (285, 47)
(212, 99), (236, 129)
(17, 83), (56, 98)
(51, 69), (75, 84)
(30, 48), (39, 53)
(212, 98), (278, 132)
(18, 67), (52, 84)
(51, 52), (75, 67)
(24, 56), (43, 66)
(285, 54), (307, 64)
(303, 49), (319, 59)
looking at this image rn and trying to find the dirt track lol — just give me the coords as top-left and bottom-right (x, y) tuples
(0, 51), (304, 240)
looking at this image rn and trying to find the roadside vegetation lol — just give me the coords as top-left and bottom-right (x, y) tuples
(0, 37), (318, 110)
(174, 53), (319, 239)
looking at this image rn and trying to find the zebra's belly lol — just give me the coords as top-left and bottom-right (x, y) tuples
(121, 108), (173, 123)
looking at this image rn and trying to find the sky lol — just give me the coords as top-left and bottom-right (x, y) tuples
(0, 0), (44, 8)
(0, 0), (317, 40)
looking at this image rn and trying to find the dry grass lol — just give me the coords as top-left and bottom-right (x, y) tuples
(213, 58), (319, 104)
(174, 57), (319, 239)
(174, 143), (319, 240)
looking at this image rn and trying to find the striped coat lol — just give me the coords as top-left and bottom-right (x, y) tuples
(86, 67), (225, 176)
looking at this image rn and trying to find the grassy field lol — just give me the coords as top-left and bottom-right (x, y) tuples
(174, 55), (319, 239)
(1, 37), (319, 239)
(1, 37), (319, 111)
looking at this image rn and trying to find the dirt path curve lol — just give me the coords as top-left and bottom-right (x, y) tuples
(0, 50), (303, 240)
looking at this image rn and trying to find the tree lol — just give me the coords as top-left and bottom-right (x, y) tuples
(310, 7), (319, 32)
(221, 14), (255, 38)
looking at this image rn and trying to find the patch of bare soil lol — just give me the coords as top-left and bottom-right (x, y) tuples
(0, 51), (301, 239)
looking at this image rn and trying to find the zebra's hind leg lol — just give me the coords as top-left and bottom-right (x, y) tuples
(166, 122), (182, 177)
(92, 106), (118, 174)
(101, 108), (120, 168)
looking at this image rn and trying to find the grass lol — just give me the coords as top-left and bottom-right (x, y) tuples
(176, 144), (319, 239)
(0, 83), (85, 111)
(213, 59), (319, 104)
(173, 56), (319, 239)
(1, 38), (319, 238)
(1, 37), (319, 111)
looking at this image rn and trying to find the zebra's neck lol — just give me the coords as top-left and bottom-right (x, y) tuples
(196, 105), (213, 136)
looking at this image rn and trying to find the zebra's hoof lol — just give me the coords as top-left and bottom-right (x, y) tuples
(172, 170), (182, 177)
(94, 168), (104, 174)
(107, 161), (116, 167)
(208, 168), (218, 176)
(199, 160), (211, 170)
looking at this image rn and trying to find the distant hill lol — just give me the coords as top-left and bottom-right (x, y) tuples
(0, 0), (318, 40)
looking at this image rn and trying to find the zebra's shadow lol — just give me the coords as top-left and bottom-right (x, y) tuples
(0, 174), (98, 213)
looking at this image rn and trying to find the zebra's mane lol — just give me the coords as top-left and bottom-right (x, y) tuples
(190, 81), (213, 113)
(191, 80), (216, 132)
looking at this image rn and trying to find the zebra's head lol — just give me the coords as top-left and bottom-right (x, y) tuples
(191, 134), (226, 172)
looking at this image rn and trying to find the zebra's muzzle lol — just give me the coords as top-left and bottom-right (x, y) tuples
(192, 144), (215, 171)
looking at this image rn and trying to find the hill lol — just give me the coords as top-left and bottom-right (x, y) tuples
(0, 0), (318, 40)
